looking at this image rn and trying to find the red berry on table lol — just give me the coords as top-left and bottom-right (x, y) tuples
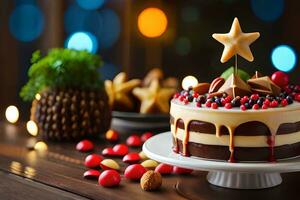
(173, 166), (193, 175)
(252, 104), (259, 110)
(84, 154), (103, 168)
(295, 93), (300, 102)
(211, 102), (218, 109)
(155, 163), (173, 175)
(124, 164), (147, 180)
(271, 71), (289, 88)
(262, 104), (268, 109)
(281, 99), (288, 106)
(126, 135), (142, 147)
(98, 170), (121, 187)
(123, 153), (140, 164)
(83, 169), (101, 179)
(112, 144), (129, 156)
(76, 140), (94, 152)
(270, 100), (279, 107)
(105, 129), (119, 142)
(102, 147), (116, 156)
(141, 132), (153, 143)
(240, 105), (246, 111)
(224, 103), (232, 109)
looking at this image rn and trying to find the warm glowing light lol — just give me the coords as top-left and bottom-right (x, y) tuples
(26, 120), (38, 136)
(138, 7), (168, 38)
(34, 141), (48, 151)
(35, 93), (41, 101)
(182, 76), (198, 90)
(5, 105), (19, 123)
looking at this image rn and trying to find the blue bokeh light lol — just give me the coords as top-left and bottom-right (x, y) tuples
(64, 4), (87, 34)
(251, 0), (284, 22)
(66, 32), (98, 53)
(271, 45), (297, 72)
(9, 4), (44, 42)
(99, 62), (120, 80)
(76, 0), (106, 10)
(98, 9), (121, 49)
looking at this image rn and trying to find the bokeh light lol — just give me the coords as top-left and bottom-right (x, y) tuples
(182, 76), (198, 90)
(64, 3), (87, 34)
(34, 141), (48, 151)
(9, 4), (44, 42)
(251, 0), (284, 22)
(175, 37), (191, 56)
(66, 32), (98, 53)
(26, 120), (38, 136)
(99, 62), (120, 80)
(271, 45), (297, 72)
(35, 93), (41, 101)
(138, 7), (168, 38)
(5, 106), (19, 124)
(181, 6), (199, 23)
(98, 9), (121, 49)
(76, 0), (106, 10)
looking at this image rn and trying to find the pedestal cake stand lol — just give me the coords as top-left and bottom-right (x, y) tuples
(143, 132), (300, 189)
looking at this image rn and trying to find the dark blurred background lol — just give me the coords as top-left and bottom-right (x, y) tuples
(0, 0), (299, 118)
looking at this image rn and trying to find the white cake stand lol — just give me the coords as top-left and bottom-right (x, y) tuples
(143, 132), (300, 189)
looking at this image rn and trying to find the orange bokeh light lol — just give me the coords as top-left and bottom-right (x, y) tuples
(138, 7), (168, 38)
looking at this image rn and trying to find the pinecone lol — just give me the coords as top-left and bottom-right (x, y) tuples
(31, 88), (111, 141)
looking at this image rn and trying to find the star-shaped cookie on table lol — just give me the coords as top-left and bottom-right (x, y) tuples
(212, 17), (260, 63)
(132, 79), (176, 114)
(105, 72), (141, 111)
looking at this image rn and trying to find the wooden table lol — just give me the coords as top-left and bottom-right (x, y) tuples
(0, 121), (299, 200)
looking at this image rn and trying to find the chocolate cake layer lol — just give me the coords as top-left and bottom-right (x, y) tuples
(170, 116), (300, 136)
(173, 137), (300, 161)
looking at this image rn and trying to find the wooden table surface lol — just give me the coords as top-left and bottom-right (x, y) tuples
(0, 121), (299, 200)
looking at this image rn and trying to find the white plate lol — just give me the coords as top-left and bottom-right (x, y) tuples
(143, 132), (300, 173)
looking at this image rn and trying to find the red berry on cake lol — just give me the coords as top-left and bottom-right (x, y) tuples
(270, 100), (279, 107)
(205, 101), (212, 107)
(211, 103), (218, 109)
(250, 94), (259, 100)
(173, 93), (180, 99)
(196, 102), (201, 107)
(225, 103), (232, 109)
(295, 93), (300, 102)
(240, 105), (247, 111)
(262, 104), (268, 109)
(252, 104), (259, 110)
(281, 99), (288, 107)
(271, 71), (289, 88)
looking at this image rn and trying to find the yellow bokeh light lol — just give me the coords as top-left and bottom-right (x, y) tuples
(35, 93), (41, 101)
(182, 76), (198, 90)
(5, 105), (19, 123)
(138, 7), (168, 38)
(26, 120), (38, 136)
(34, 141), (48, 151)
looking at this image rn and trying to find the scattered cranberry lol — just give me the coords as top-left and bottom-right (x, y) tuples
(173, 166), (193, 175)
(123, 153), (140, 164)
(295, 94), (300, 102)
(271, 71), (289, 88)
(270, 100), (279, 107)
(141, 132), (153, 143)
(211, 102), (218, 109)
(281, 99), (288, 107)
(262, 104), (268, 109)
(240, 105), (247, 111)
(105, 129), (119, 142)
(102, 147), (116, 156)
(112, 144), (129, 156)
(84, 154), (103, 168)
(83, 169), (101, 179)
(205, 101), (212, 107)
(98, 170), (121, 187)
(76, 140), (94, 152)
(196, 102), (201, 107)
(225, 103), (232, 109)
(126, 135), (142, 147)
(124, 164), (147, 180)
(155, 163), (173, 175)
(252, 104), (259, 110)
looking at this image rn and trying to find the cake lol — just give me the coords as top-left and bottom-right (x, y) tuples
(170, 18), (300, 162)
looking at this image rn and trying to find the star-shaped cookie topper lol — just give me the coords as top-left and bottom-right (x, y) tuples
(212, 17), (260, 63)
(132, 79), (175, 114)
